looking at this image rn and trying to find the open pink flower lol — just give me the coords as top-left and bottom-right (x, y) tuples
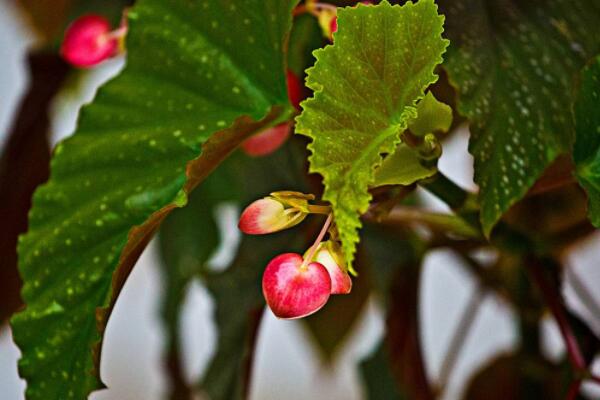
(262, 253), (331, 319)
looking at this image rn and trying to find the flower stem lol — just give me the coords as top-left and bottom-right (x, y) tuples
(306, 204), (332, 215)
(301, 213), (333, 269)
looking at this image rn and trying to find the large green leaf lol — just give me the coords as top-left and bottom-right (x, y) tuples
(437, 0), (600, 235)
(11, 0), (298, 398)
(295, 0), (448, 268)
(573, 56), (600, 227)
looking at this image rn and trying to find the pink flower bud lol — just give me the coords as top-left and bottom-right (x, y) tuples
(262, 253), (331, 319)
(313, 241), (352, 294)
(241, 122), (291, 157)
(238, 197), (307, 235)
(60, 15), (118, 68)
(286, 70), (303, 110)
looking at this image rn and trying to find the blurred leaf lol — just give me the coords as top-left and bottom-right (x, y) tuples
(158, 139), (311, 400)
(303, 251), (370, 362)
(573, 55), (600, 227)
(372, 143), (438, 187)
(11, 0), (298, 398)
(359, 344), (409, 400)
(0, 53), (69, 324)
(287, 13), (324, 77)
(158, 164), (238, 399)
(359, 224), (431, 400)
(201, 229), (304, 400)
(462, 354), (566, 400)
(296, 0), (448, 269)
(437, 0), (600, 236)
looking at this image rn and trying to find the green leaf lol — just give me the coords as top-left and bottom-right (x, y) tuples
(11, 0), (298, 398)
(438, 0), (600, 235)
(295, 0), (448, 269)
(408, 91), (453, 137)
(573, 56), (600, 227)
(372, 143), (437, 187)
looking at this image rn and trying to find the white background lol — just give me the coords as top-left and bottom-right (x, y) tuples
(1, 2), (600, 399)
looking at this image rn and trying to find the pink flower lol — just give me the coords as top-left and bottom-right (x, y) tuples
(262, 253), (331, 319)
(60, 15), (119, 68)
(241, 122), (291, 157)
(313, 241), (352, 294)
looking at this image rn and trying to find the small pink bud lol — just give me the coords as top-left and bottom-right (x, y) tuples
(262, 253), (331, 319)
(241, 123), (291, 157)
(61, 15), (118, 68)
(330, 16), (338, 36)
(313, 241), (352, 294)
(238, 197), (307, 235)
(286, 70), (303, 110)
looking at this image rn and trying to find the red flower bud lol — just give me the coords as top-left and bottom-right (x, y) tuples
(60, 15), (119, 68)
(238, 195), (308, 235)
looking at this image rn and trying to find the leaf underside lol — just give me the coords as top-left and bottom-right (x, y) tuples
(295, 0), (448, 268)
(573, 56), (600, 227)
(11, 0), (297, 399)
(438, 0), (600, 235)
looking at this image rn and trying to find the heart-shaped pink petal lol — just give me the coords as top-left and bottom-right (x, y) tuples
(262, 253), (331, 319)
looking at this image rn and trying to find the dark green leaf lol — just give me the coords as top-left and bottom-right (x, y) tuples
(438, 0), (600, 235)
(11, 0), (298, 398)
(573, 55), (600, 227)
(296, 0), (448, 269)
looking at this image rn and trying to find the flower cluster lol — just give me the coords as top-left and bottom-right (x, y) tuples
(239, 191), (352, 319)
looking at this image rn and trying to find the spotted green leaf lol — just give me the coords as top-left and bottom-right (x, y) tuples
(438, 0), (600, 235)
(11, 0), (298, 399)
(574, 56), (600, 227)
(295, 0), (448, 268)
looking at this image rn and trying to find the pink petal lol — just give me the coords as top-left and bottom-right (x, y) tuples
(241, 123), (291, 157)
(262, 253), (331, 319)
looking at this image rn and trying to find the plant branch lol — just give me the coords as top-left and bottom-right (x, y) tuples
(436, 286), (485, 397)
(527, 257), (586, 370)
(420, 172), (473, 211)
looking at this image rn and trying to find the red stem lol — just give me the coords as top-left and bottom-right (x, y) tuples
(529, 258), (586, 369)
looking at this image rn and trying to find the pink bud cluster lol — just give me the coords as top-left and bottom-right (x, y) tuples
(239, 192), (352, 319)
